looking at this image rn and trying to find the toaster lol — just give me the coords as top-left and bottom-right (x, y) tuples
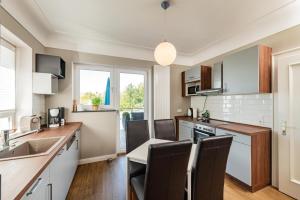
(20, 116), (41, 132)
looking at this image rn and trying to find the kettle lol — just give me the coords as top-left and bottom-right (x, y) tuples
(187, 108), (193, 117)
(20, 115), (41, 132)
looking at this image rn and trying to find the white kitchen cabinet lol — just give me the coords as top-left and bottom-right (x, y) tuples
(22, 129), (81, 200)
(216, 128), (252, 185)
(22, 165), (50, 200)
(49, 145), (69, 200)
(178, 120), (194, 141)
(33, 72), (58, 95)
(222, 45), (272, 94)
(227, 139), (251, 185)
(185, 66), (200, 83)
(50, 131), (80, 200)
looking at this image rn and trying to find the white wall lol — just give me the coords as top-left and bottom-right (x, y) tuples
(153, 65), (170, 120)
(191, 94), (273, 128)
(45, 47), (154, 159)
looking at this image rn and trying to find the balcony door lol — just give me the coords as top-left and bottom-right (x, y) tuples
(116, 70), (148, 153)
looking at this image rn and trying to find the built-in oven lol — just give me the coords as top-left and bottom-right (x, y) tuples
(193, 124), (216, 144)
(187, 84), (200, 96)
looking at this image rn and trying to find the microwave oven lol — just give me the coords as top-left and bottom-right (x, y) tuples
(187, 84), (200, 95)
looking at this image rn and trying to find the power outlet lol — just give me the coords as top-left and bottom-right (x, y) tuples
(177, 108), (182, 113)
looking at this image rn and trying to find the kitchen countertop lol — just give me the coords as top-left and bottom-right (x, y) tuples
(0, 122), (82, 200)
(175, 116), (271, 136)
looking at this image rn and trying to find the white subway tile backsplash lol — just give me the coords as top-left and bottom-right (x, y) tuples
(191, 94), (273, 128)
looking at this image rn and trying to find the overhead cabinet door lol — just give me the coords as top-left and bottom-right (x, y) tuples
(223, 46), (259, 94)
(185, 67), (201, 83)
(223, 45), (272, 94)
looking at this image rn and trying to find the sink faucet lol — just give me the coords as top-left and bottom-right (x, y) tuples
(1, 129), (39, 148)
(1, 130), (10, 147)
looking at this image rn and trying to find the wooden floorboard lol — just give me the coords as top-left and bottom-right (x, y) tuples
(67, 156), (293, 200)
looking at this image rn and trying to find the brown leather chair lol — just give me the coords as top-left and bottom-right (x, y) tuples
(191, 136), (233, 200)
(131, 140), (192, 200)
(127, 120), (150, 179)
(154, 119), (176, 141)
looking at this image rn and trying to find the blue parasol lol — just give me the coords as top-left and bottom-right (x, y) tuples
(104, 77), (110, 105)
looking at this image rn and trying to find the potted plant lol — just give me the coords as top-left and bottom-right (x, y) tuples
(91, 97), (101, 111)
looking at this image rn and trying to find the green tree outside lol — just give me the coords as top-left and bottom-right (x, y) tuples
(120, 83), (144, 111)
(80, 83), (143, 109)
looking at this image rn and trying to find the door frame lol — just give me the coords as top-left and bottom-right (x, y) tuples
(276, 49), (300, 199)
(114, 67), (150, 153)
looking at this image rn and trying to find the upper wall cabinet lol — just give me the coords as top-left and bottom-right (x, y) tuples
(33, 72), (58, 95)
(223, 45), (272, 94)
(185, 66), (201, 83)
(36, 54), (66, 79)
(181, 66), (211, 97)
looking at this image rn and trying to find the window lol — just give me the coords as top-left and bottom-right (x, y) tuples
(75, 65), (113, 109)
(0, 38), (16, 130)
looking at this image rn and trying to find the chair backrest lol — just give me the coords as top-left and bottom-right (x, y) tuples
(126, 120), (150, 153)
(154, 119), (176, 141)
(192, 136), (233, 200)
(144, 140), (192, 200)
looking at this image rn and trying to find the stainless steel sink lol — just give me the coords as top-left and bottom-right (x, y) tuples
(0, 137), (65, 161)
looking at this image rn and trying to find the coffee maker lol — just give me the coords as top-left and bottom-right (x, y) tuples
(48, 107), (65, 128)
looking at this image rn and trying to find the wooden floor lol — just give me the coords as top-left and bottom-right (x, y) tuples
(67, 156), (293, 200)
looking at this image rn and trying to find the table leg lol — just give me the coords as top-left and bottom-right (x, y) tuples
(126, 158), (130, 200)
(187, 171), (192, 200)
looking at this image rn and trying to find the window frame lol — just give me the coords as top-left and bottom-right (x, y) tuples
(0, 37), (16, 130)
(74, 64), (115, 109)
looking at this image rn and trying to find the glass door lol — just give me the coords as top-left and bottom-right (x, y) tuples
(117, 71), (147, 153)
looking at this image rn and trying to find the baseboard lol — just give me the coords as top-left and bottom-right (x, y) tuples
(79, 154), (117, 165)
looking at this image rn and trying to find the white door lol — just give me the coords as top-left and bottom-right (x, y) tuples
(115, 69), (148, 153)
(277, 50), (300, 199)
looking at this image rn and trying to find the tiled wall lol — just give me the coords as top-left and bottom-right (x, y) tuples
(32, 94), (46, 124)
(191, 94), (273, 128)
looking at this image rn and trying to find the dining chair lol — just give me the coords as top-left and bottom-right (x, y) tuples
(154, 119), (176, 141)
(126, 120), (150, 180)
(191, 135), (233, 200)
(130, 140), (192, 200)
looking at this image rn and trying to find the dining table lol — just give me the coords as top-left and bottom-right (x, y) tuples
(126, 138), (197, 200)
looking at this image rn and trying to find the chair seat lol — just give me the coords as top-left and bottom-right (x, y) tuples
(129, 161), (146, 179)
(131, 175), (145, 200)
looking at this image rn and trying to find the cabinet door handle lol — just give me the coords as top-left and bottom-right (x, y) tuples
(26, 178), (43, 196)
(48, 183), (53, 200)
(76, 139), (79, 150)
(57, 148), (65, 156)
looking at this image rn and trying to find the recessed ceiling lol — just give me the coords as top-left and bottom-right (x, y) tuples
(1, 0), (300, 65)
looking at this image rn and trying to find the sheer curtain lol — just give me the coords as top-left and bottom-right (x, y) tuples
(0, 37), (16, 130)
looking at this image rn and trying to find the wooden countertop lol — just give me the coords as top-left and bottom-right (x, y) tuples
(175, 116), (271, 136)
(0, 122), (82, 200)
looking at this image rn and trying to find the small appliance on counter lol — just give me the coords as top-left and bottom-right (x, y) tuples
(48, 107), (65, 128)
(20, 115), (41, 132)
(192, 107), (198, 118)
(187, 108), (193, 117)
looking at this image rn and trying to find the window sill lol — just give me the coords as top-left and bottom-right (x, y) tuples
(72, 109), (117, 113)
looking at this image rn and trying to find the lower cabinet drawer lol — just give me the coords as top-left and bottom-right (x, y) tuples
(216, 128), (251, 146)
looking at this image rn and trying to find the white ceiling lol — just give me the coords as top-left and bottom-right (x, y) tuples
(2, 0), (300, 65)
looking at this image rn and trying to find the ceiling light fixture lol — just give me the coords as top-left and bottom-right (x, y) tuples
(154, 0), (177, 66)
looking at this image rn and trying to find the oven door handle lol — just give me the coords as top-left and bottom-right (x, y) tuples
(194, 129), (210, 136)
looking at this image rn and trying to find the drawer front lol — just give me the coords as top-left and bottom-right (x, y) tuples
(179, 120), (194, 128)
(216, 128), (251, 146)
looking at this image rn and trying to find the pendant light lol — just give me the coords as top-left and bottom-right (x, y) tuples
(154, 0), (177, 66)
